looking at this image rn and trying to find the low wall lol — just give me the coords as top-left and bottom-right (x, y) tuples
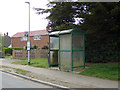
(13, 49), (48, 59)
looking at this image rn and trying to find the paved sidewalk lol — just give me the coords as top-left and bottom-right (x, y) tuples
(0, 58), (118, 88)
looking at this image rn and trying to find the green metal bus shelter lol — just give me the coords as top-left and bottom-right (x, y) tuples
(49, 28), (85, 71)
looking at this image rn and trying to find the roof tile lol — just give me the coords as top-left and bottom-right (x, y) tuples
(12, 30), (48, 37)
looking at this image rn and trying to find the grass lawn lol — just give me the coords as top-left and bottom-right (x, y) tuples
(12, 58), (118, 80)
(12, 58), (48, 68)
(4, 55), (13, 59)
(80, 63), (118, 80)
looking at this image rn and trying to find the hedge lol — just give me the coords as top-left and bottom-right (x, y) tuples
(4, 47), (23, 55)
(85, 40), (119, 63)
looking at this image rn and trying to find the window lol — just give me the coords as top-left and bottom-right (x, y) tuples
(34, 35), (41, 40)
(21, 37), (27, 41)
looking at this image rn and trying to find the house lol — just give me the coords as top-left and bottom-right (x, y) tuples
(4, 32), (11, 47)
(12, 30), (49, 49)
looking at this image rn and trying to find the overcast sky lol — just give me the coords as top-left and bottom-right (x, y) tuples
(0, 0), (49, 37)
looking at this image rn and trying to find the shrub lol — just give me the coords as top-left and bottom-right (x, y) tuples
(42, 46), (48, 49)
(85, 40), (119, 63)
(4, 47), (23, 55)
(32, 45), (38, 49)
(24, 45), (39, 50)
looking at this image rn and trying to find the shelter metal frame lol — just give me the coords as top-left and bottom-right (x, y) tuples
(49, 28), (85, 71)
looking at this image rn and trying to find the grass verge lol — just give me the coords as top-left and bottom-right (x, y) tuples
(80, 63), (118, 80)
(4, 55), (13, 59)
(15, 68), (30, 75)
(1, 66), (9, 68)
(0, 65), (10, 68)
(12, 58), (118, 80)
(1, 65), (31, 76)
(12, 58), (48, 68)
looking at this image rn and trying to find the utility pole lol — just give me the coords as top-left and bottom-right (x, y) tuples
(25, 2), (30, 65)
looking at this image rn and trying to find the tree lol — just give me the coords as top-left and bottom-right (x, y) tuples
(34, 2), (88, 31)
(35, 2), (119, 32)
(81, 3), (120, 42)
(0, 33), (4, 56)
(34, 2), (120, 62)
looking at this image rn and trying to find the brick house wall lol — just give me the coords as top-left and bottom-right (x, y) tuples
(12, 35), (49, 48)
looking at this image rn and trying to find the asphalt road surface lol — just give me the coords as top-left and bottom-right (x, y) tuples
(0, 71), (52, 88)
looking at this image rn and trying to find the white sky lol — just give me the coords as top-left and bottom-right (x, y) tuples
(0, 0), (49, 37)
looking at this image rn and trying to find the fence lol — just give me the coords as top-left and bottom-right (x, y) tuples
(13, 49), (48, 59)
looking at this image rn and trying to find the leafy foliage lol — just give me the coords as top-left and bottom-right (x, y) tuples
(42, 46), (48, 49)
(34, 2), (120, 62)
(4, 47), (23, 55)
(32, 45), (39, 49)
(0, 34), (4, 52)
(25, 45), (39, 50)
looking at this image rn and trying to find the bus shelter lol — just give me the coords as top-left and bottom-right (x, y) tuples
(49, 28), (85, 71)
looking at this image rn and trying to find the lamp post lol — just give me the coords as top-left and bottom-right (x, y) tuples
(25, 2), (30, 65)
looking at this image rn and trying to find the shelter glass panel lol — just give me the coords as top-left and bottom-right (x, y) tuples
(50, 37), (59, 50)
(60, 34), (71, 50)
(60, 51), (71, 70)
(72, 34), (84, 50)
(73, 51), (84, 67)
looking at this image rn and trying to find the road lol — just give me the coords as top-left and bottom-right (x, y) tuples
(0, 71), (52, 88)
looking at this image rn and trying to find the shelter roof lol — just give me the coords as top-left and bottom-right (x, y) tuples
(49, 28), (84, 36)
